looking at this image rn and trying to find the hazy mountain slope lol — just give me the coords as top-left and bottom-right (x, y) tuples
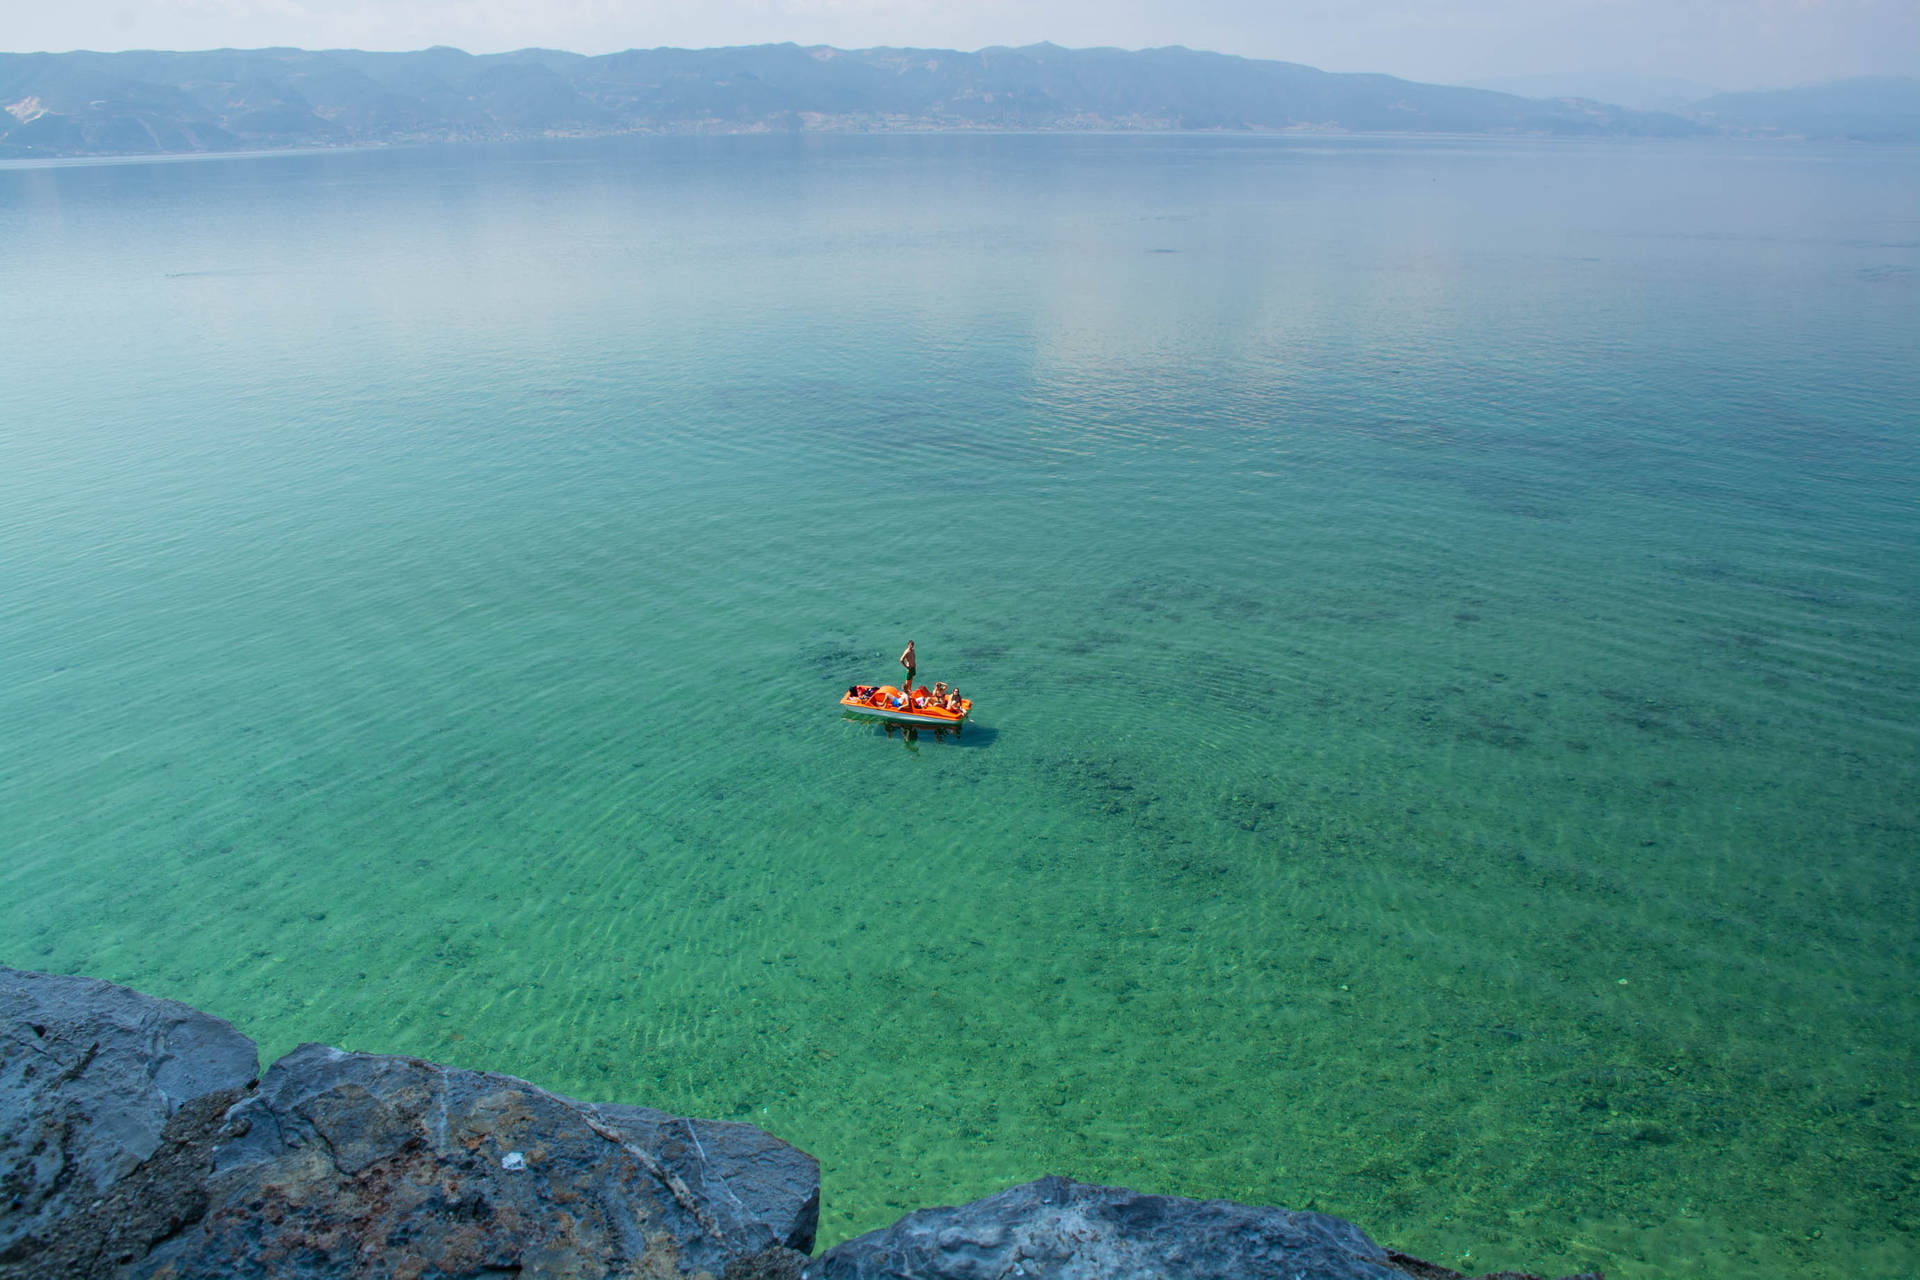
(1687, 76), (1920, 142)
(1467, 72), (1721, 113)
(0, 41), (1710, 158)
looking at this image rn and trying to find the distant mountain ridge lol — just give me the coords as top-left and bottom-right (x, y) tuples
(0, 42), (1710, 157)
(2, 44), (1913, 159)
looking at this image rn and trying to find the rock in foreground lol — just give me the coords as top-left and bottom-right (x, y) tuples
(805, 1176), (1600, 1280)
(133, 1042), (819, 1279)
(0, 968), (258, 1266)
(3, 968), (1593, 1280)
(0, 967), (817, 1279)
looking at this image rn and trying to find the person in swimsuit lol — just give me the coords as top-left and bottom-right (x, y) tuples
(899, 639), (916, 686)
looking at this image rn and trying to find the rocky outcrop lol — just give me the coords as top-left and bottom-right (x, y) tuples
(805, 1175), (1400, 1279)
(0, 968), (817, 1279)
(0, 969), (258, 1271)
(1, 969), (1594, 1280)
(133, 1043), (818, 1279)
(583, 1099), (820, 1258)
(804, 1177), (1600, 1280)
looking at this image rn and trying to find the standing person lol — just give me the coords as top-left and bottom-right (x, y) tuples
(899, 639), (917, 687)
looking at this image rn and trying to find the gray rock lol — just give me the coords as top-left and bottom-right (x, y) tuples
(591, 1102), (820, 1255)
(134, 1042), (820, 1278)
(1381, 1248), (1602, 1280)
(0, 967), (258, 1266)
(724, 1246), (810, 1280)
(2, 1082), (250, 1280)
(803, 1177), (1601, 1280)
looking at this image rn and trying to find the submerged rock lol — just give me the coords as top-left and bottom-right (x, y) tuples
(0, 967), (258, 1268)
(130, 1042), (819, 1278)
(804, 1176), (1601, 1280)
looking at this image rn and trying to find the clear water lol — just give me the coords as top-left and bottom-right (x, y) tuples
(2, 134), (1916, 1279)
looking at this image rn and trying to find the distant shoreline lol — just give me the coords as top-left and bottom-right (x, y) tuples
(4, 126), (1910, 172)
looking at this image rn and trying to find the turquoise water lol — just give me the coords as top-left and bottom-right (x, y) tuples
(2, 134), (1916, 1278)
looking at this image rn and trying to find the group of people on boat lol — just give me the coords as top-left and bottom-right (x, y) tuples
(841, 640), (959, 713)
(842, 640), (969, 717)
(845, 682), (965, 714)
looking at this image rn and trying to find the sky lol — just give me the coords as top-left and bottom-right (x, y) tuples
(3, 0), (1915, 92)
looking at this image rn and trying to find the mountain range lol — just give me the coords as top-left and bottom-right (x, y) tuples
(2, 43), (1915, 158)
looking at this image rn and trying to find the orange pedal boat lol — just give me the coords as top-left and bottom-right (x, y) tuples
(841, 684), (971, 726)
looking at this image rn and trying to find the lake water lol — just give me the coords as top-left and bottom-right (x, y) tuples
(2, 133), (1916, 1278)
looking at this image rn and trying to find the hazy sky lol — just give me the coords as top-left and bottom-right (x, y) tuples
(5, 0), (1915, 91)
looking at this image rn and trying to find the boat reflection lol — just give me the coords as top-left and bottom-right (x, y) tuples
(840, 711), (996, 749)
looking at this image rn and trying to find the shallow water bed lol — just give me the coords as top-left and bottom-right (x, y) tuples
(2, 133), (1915, 1278)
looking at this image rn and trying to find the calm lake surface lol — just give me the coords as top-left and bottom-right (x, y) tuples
(2, 133), (1916, 1278)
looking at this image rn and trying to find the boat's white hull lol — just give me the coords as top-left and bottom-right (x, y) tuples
(844, 706), (967, 727)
